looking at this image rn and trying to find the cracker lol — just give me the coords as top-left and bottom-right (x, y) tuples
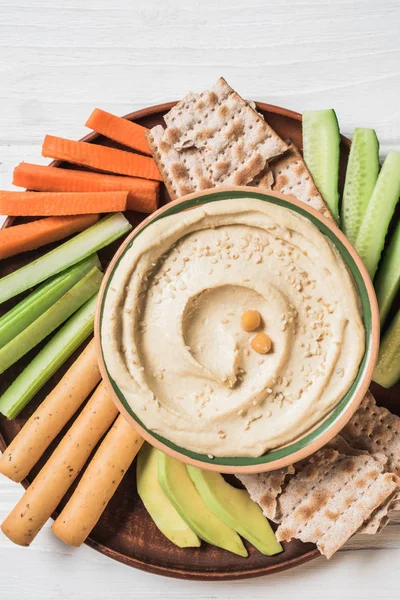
(275, 448), (398, 558)
(251, 142), (333, 220)
(342, 391), (400, 477)
(235, 466), (294, 522)
(146, 77), (288, 199)
(328, 434), (398, 534)
(356, 491), (399, 535)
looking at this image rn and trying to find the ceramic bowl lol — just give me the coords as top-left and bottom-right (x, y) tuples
(95, 187), (379, 474)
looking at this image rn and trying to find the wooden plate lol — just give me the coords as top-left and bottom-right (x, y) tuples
(0, 101), (398, 580)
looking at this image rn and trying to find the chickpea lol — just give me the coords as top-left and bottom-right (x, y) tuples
(250, 332), (272, 354)
(241, 310), (261, 332)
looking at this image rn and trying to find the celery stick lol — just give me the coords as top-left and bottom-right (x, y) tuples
(375, 221), (400, 327)
(0, 266), (102, 375)
(0, 293), (98, 419)
(355, 150), (400, 279)
(0, 254), (100, 349)
(0, 213), (131, 304)
(373, 310), (400, 388)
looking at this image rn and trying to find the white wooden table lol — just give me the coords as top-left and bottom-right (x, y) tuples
(0, 1), (399, 598)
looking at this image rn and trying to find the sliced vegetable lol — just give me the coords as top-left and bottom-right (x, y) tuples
(0, 214), (99, 260)
(373, 310), (400, 388)
(187, 466), (282, 556)
(375, 221), (400, 326)
(42, 135), (162, 181)
(158, 452), (248, 557)
(0, 266), (102, 375)
(52, 415), (143, 547)
(0, 293), (98, 419)
(1, 383), (118, 546)
(0, 190), (127, 216)
(355, 150), (400, 278)
(0, 339), (101, 482)
(0, 212), (131, 304)
(341, 128), (380, 245)
(136, 444), (200, 548)
(13, 163), (159, 214)
(0, 254), (100, 349)
(85, 108), (151, 156)
(302, 109), (340, 221)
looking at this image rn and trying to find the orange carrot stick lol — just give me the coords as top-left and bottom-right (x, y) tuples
(0, 214), (99, 259)
(86, 108), (151, 156)
(13, 163), (159, 214)
(0, 191), (128, 216)
(42, 135), (162, 181)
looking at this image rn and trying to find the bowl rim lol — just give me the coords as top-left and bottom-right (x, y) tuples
(95, 186), (380, 474)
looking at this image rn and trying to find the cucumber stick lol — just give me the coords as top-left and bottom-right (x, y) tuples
(0, 254), (100, 349)
(341, 128), (380, 245)
(373, 310), (400, 388)
(0, 266), (102, 375)
(302, 109), (340, 221)
(374, 221), (400, 326)
(0, 212), (131, 305)
(0, 293), (98, 419)
(355, 150), (400, 279)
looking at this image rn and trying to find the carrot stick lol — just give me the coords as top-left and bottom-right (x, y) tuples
(0, 190), (128, 216)
(1, 382), (118, 546)
(0, 214), (99, 260)
(42, 135), (162, 181)
(0, 340), (101, 482)
(52, 415), (143, 546)
(13, 163), (159, 213)
(86, 108), (151, 156)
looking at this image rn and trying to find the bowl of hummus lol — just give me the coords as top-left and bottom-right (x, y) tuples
(96, 188), (379, 473)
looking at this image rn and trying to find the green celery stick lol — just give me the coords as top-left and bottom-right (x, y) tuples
(355, 150), (400, 278)
(373, 310), (400, 388)
(0, 266), (102, 375)
(375, 221), (400, 327)
(341, 128), (380, 245)
(0, 254), (100, 349)
(0, 212), (131, 304)
(0, 293), (98, 419)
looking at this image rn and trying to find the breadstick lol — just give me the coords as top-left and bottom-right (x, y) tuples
(1, 382), (118, 546)
(0, 340), (101, 482)
(52, 415), (143, 546)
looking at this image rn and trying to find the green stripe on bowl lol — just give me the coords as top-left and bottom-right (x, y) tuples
(99, 190), (372, 467)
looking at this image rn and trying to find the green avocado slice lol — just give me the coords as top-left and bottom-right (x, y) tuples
(157, 453), (248, 557)
(187, 466), (282, 556)
(136, 444), (200, 548)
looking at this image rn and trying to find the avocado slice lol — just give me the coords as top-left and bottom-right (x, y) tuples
(136, 444), (200, 548)
(187, 466), (282, 556)
(157, 453), (248, 557)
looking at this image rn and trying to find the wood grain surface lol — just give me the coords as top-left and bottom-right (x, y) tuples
(0, 0), (399, 598)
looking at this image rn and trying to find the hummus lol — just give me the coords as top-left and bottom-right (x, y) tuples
(101, 198), (365, 457)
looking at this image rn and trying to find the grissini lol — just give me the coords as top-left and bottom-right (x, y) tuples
(0, 339), (101, 482)
(52, 414), (143, 546)
(1, 382), (118, 546)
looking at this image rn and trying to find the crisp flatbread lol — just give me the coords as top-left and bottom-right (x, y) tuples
(251, 142), (333, 220)
(356, 492), (398, 535)
(235, 466), (294, 522)
(275, 448), (398, 559)
(146, 77), (288, 199)
(342, 391), (400, 477)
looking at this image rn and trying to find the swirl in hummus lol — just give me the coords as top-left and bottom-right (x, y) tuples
(101, 198), (365, 457)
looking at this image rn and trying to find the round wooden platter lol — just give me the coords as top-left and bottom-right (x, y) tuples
(0, 101), (398, 580)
